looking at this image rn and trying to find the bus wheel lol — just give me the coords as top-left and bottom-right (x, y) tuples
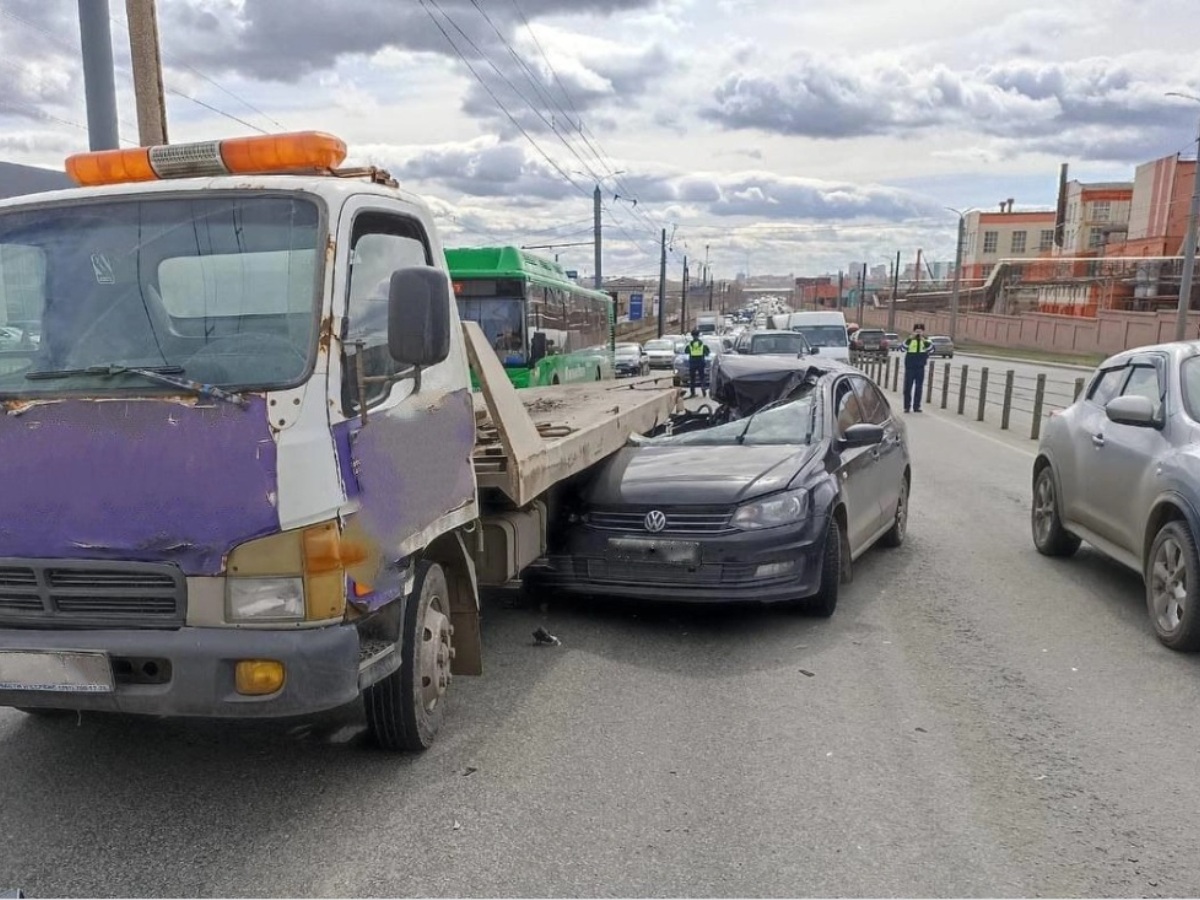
(364, 561), (452, 752)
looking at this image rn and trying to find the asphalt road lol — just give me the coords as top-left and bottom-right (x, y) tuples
(6, 405), (1200, 897)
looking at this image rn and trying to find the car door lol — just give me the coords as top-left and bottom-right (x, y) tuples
(1063, 363), (1128, 530)
(852, 375), (903, 523)
(830, 376), (884, 554)
(1086, 354), (1172, 553)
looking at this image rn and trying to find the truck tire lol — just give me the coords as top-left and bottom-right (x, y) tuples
(808, 517), (841, 618)
(364, 561), (453, 752)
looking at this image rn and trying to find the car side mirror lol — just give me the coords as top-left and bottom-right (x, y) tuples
(1105, 394), (1159, 427)
(388, 266), (451, 366)
(841, 422), (885, 447)
(810, 346), (819, 354)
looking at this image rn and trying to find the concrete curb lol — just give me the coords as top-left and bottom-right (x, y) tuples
(954, 351), (1097, 373)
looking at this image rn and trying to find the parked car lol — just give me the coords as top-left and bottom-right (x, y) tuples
(730, 329), (814, 357)
(850, 328), (888, 352)
(885, 333), (900, 350)
(672, 336), (726, 388)
(1031, 341), (1200, 650)
(614, 342), (650, 377)
(644, 338), (680, 369)
(928, 335), (955, 358)
(535, 355), (912, 614)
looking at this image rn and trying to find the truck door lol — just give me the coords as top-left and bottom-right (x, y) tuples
(333, 198), (479, 563)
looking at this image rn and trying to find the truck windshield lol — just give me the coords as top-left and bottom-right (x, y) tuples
(793, 325), (848, 348)
(0, 194), (321, 398)
(457, 296), (526, 365)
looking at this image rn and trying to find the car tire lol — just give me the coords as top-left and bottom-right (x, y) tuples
(880, 477), (908, 548)
(363, 561), (453, 752)
(808, 517), (841, 618)
(1146, 521), (1200, 651)
(1031, 466), (1081, 557)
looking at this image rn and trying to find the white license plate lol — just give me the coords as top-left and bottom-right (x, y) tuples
(0, 650), (114, 693)
(607, 537), (701, 566)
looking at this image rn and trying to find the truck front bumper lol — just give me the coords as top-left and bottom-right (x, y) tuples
(0, 624), (362, 718)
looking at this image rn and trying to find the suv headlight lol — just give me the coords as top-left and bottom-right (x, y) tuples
(731, 489), (809, 530)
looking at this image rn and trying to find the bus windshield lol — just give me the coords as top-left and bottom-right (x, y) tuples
(792, 325), (848, 348)
(457, 296), (526, 365)
(0, 194), (321, 398)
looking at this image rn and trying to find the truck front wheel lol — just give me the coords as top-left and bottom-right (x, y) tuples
(364, 561), (454, 751)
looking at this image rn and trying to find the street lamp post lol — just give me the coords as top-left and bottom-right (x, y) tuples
(1167, 94), (1200, 342)
(945, 207), (974, 342)
(574, 169), (626, 293)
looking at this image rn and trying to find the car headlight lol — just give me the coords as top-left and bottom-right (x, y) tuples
(227, 577), (305, 622)
(731, 489), (809, 530)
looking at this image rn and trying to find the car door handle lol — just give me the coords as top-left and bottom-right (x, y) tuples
(1091, 433), (1105, 447)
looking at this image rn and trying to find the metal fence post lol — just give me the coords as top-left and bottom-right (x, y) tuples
(925, 360), (935, 404)
(1001, 369), (1014, 430)
(1073, 377), (1085, 402)
(957, 364), (968, 415)
(941, 364), (950, 409)
(1031, 373), (1046, 440)
(977, 367), (989, 421)
(892, 357), (900, 391)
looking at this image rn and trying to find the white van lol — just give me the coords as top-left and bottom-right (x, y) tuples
(777, 311), (850, 363)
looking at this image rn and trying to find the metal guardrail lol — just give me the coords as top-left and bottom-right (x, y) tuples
(850, 351), (1088, 441)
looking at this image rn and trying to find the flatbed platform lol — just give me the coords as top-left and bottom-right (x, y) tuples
(463, 323), (679, 506)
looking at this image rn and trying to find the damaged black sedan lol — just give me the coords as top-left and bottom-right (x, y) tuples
(535, 355), (911, 615)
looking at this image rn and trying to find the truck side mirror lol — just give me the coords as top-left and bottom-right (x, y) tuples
(388, 266), (451, 366)
(530, 331), (548, 365)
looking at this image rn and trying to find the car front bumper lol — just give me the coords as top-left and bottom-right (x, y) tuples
(0, 623), (363, 718)
(531, 515), (831, 604)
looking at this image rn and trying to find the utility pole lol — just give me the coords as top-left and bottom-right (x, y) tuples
(888, 250), (900, 332)
(856, 265), (866, 324)
(125, 0), (170, 145)
(592, 185), (603, 291)
(657, 229), (667, 338)
(1175, 114), (1200, 341)
(681, 255), (689, 331)
(708, 279), (714, 312)
(837, 271), (844, 309)
(703, 244), (710, 286)
(78, 0), (120, 151)
(949, 214), (966, 341)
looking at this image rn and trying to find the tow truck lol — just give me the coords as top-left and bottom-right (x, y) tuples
(0, 131), (677, 750)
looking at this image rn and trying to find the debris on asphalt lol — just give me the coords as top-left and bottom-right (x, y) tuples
(462, 766), (478, 777)
(915, 727), (928, 733)
(533, 626), (561, 646)
(452, 821), (462, 831)
(799, 669), (815, 677)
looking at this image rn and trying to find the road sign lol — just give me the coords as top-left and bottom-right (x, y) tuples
(565, 269), (578, 280)
(629, 292), (644, 320)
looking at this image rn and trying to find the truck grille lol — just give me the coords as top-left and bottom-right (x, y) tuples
(587, 506), (735, 535)
(0, 560), (186, 628)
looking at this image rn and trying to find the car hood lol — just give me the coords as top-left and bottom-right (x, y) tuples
(587, 443), (817, 506)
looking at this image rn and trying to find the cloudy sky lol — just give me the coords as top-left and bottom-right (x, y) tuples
(1, 0), (1199, 279)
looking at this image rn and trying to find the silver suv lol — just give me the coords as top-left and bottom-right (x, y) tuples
(1032, 341), (1200, 650)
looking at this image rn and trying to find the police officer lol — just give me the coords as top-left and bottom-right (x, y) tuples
(685, 329), (711, 398)
(902, 323), (933, 413)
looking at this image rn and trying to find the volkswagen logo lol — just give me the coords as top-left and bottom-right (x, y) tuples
(644, 510), (668, 533)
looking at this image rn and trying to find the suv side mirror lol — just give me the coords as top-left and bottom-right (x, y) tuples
(1105, 394), (1159, 427)
(388, 266), (451, 366)
(841, 423), (885, 447)
(810, 346), (820, 354)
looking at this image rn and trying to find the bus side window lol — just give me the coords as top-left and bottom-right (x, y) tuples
(342, 212), (429, 415)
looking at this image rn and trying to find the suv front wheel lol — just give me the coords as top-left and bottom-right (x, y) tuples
(1147, 520), (1200, 651)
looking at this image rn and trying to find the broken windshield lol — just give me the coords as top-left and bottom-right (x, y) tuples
(0, 193), (322, 398)
(646, 388), (820, 447)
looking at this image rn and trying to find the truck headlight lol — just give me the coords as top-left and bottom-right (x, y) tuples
(731, 489), (809, 530)
(227, 577), (305, 622)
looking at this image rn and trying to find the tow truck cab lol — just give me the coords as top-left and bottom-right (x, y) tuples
(0, 132), (483, 749)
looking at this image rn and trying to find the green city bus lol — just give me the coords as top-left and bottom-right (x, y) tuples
(445, 245), (615, 388)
